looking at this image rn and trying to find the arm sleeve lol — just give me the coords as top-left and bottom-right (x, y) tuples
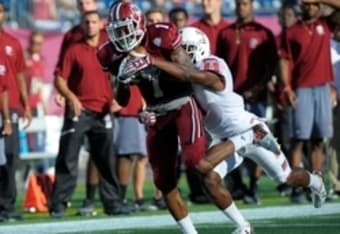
(57, 47), (74, 80)
(15, 40), (26, 73)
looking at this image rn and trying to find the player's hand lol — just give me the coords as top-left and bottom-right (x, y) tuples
(139, 110), (156, 127)
(111, 99), (122, 113)
(22, 105), (32, 129)
(285, 89), (297, 108)
(2, 120), (12, 135)
(68, 95), (83, 117)
(330, 85), (338, 108)
(117, 54), (152, 83)
(54, 93), (65, 107)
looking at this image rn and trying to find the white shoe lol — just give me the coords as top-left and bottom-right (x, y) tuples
(253, 124), (281, 155)
(232, 224), (254, 234)
(311, 172), (327, 208)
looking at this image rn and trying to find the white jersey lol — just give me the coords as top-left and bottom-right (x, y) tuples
(194, 55), (258, 138)
(195, 55), (291, 184)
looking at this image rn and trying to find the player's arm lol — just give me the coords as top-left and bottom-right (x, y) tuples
(151, 48), (224, 91)
(115, 82), (131, 107)
(2, 90), (12, 135)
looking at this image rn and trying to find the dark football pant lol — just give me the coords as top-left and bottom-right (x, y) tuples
(0, 110), (20, 213)
(49, 109), (122, 212)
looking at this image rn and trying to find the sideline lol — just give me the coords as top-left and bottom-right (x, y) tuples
(0, 203), (339, 234)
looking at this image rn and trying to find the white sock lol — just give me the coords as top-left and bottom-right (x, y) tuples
(223, 202), (249, 227)
(308, 173), (322, 190)
(229, 130), (254, 151)
(177, 215), (198, 234)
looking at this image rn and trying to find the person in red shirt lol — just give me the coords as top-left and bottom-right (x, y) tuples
(191, 0), (228, 55)
(0, 53), (12, 170)
(50, 10), (129, 218)
(0, 1), (32, 221)
(54, 0), (116, 217)
(279, 0), (340, 203)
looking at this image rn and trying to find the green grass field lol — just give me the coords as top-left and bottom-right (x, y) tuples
(1, 175), (339, 234)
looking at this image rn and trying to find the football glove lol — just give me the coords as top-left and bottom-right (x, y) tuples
(117, 54), (151, 84)
(138, 110), (156, 127)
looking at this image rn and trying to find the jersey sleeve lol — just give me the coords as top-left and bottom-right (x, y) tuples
(197, 57), (224, 77)
(148, 23), (182, 50)
(56, 46), (75, 80)
(14, 39), (26, 73)
(277, 29), (291, 60)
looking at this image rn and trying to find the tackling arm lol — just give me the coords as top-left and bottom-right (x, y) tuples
(115, 82), (131, 107)
(151, 47), (224, 91)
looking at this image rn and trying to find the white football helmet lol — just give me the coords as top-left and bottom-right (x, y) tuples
(106, 2), (146, 52)
(179, 26), (211, 64)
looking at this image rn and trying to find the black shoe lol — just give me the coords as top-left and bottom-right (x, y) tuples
(6, 211), (22, 221)
(189, 194), (210, 204)
(243, 191), (261, 205)
(104, 205), (132, 216)
(277, 183), (292, 197)
(134, 199), (150, 212)
(150, 197), (167, 210)
(77, 199), (97, 216)
(290, 187), (306, 204)
(0, 214), (6, 222)
(0, 211), (22, 221)
(50, 209), (64, 219)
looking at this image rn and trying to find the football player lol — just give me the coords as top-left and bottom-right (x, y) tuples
(97, 2), (262, 234)
(131, 26), (327, 232)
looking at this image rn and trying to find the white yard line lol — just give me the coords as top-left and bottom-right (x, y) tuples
(0, 203), (339, 234)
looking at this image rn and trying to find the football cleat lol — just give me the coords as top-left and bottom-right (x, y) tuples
(311, 172), (327, 208)
(253, 124), (281, 155)
(232, 224), (254, 234)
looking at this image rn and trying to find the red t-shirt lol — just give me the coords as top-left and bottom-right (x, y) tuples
(191, 18), (228, 55)
(0, 30), (26, 109)
(117, 85), (143, 117)
(55, 25), (84, 74)
(0, 52), (8, 92)
(278, 18), (333, 88)
(217, 21), (278, 93)
(56, 33), (113, 113)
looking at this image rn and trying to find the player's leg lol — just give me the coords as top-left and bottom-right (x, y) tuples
(203, 154), (253, 233)
(148, 118), (196, 234)
(241, 144), (326, 208)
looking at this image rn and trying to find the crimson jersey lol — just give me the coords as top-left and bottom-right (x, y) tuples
(278, 18), (333, 88)
(97, 22), (193, 106)
(0, 31), (26, 109)
(217, 21), (278, 94)
(191, 19), (228, 55)
(55, 25), (107, 74)
(0, 52), (8, 92)
(56, 33), (112, 113)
